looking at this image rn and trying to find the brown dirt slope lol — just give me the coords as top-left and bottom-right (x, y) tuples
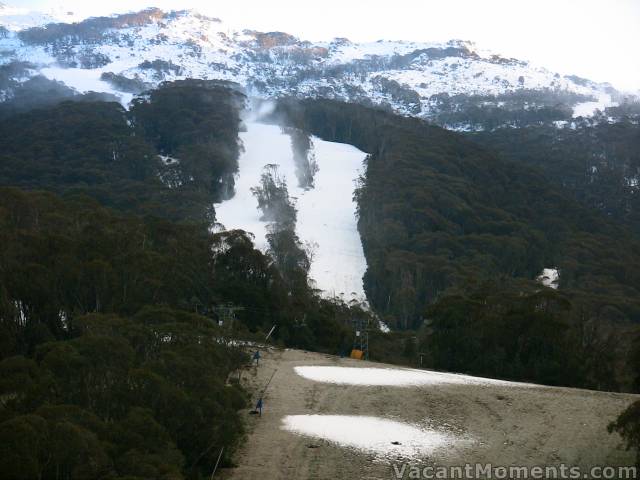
(221, 348), (638, 480)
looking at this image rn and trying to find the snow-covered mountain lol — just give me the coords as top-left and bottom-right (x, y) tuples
(0, 7), (625, 124)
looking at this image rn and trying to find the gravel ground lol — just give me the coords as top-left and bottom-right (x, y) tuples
(220, 348), (638, 480)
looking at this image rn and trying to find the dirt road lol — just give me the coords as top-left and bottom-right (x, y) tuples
(221, 348), (638, 479)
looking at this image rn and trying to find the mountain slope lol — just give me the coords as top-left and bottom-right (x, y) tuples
(269, 97), (640, 387)
(214, 121), (369, 303)
(0, 79), (244, 221)
(469, 121), (640, 234)
(0, 8), (624, 125)
(1, 7), (639, 390)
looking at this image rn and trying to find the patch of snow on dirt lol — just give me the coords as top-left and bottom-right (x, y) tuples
(281, 414), (453, 460)
(294, 366), (536, 388)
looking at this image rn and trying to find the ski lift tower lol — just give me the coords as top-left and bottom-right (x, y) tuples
(213, 303), (244, 329)
(351, 317), (369, 360)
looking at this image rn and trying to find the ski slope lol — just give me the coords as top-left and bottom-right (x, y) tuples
(215, 121), (368, 302)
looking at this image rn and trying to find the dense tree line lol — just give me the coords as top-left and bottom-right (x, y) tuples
(421, 280), (610, 388)
(469, 120), (640, 233)
(0, 308), (248, 480)
(0, 83), (370, 477)
(0, 80), (243, 222)
(0, 185), (356, 356)
(427, 88), (589, 130)
(100, 72), (152, 94)
(129, 79), (245, 203)
(0, 189), (248, 478)
(0, 185), (362, 478)
(270, 98), (640, 390)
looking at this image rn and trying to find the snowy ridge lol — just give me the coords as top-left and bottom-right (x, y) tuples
(0, 8), (625, 118)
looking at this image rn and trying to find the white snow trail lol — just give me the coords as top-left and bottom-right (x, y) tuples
(214, 121), (368, 301)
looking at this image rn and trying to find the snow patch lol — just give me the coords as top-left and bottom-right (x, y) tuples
(537, 268), (559, 289)
(40, 67), (134, 107)
(378, 320), (391, 333)
(294, 366), (536, 388)
(158, 154), (180, 166)
(625, 176), (639, 188)
(281, 415), (454, 460)
(573, 93), (615, 118)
